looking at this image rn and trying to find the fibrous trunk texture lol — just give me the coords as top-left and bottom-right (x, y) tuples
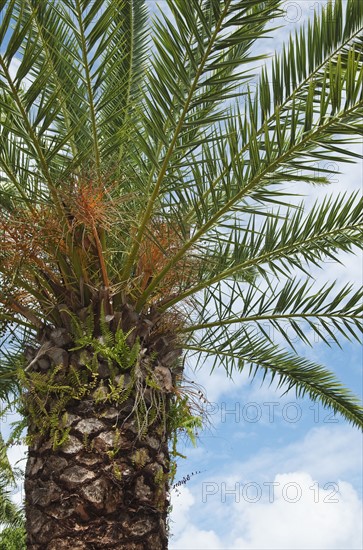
(25, 397), (170, 549)
(23, 306), (182, 550)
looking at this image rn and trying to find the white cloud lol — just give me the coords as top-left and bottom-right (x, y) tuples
(170, 473), (363, 550)
(279, 426), (363, 480)
(171, 524), (223, 550)
(170, 486), (225, 549)
(7, 57), (33, 90)
(232, 425), (363, 482)
(170, 486), (224, 549)
(230, 473), (362, 550)
(170, 425), (363, 549)
(8, 57), (21, 81)
(185, 360), (249, 405)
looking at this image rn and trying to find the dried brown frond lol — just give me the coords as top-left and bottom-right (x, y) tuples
(60, 168), (133, 233)
(135, 220), (200, 302)
(0, 203), (68, 279)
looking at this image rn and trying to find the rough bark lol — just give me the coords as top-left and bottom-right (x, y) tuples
(23, 313), (181, 550)
(25, 396), (171, 549)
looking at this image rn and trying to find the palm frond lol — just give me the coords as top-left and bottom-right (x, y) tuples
(181, 278), (363, 351)
(155, 192), (363, 309)
(136, 0), (363, 306)
(121, 0), (282, 282)
(185, 333), (363, 429)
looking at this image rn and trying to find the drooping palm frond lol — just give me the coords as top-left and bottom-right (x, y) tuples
(184, 332), (363, 429)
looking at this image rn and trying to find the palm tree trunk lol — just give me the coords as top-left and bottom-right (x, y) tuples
(25, 396), (170, 549)
(23, 323), (175, 550)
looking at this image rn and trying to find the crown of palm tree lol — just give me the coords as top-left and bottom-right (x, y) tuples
(0, 0), (362, 428)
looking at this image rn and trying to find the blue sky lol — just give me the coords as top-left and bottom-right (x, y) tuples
(169, 340), (362, 548)
(1, 1), (362, 548)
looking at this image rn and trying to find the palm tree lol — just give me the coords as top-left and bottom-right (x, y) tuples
(0, 0), (362, 547)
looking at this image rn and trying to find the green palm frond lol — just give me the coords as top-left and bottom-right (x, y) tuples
(182, 0), (363, 218)
(136, 0), (363, 305)
(181, 278), (363, 350)
(121, 0), (282, 281)
(0, 0), (149, 178)
(97, 0), (149, 160)
(185, 333), (363, 429)
(155, 192), (363, 309)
